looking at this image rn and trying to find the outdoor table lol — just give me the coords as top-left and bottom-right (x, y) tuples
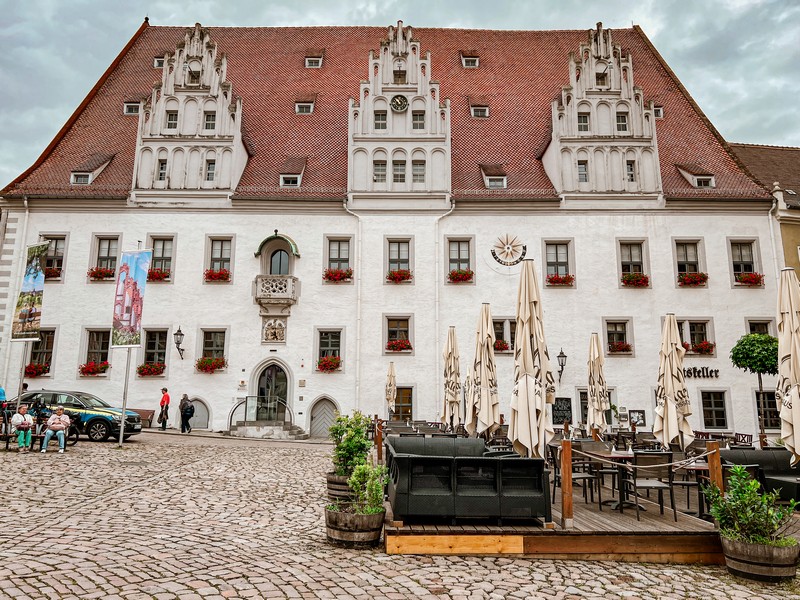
(678, 461), (711, 520)
(582, 447), (643, 512)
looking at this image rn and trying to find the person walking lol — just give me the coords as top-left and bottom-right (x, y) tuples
(11, 404), (34, 452)
(158, 387), (170, 431)
(179, 394), (194, 434)
(40, 406), (70, 453)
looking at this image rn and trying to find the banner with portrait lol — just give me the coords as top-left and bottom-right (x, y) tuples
(111, 250), (152, 347)
(12, 242), (49, 341)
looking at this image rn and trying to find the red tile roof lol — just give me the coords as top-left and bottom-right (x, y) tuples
(730, 143), (800, 194)
(2, 21), (769, 202)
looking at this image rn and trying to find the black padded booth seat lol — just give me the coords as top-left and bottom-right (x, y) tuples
(385, 435), (551, 523)
(719, 448), (799, 502)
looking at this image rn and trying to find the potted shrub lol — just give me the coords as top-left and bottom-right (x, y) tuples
(386, 269), (412, 283)
(204, 268), (231, 282)
(677, 272), (708, 287)
(691, 340), (715, 355)
(79, 361), (110, 376)
(447, 269), (474, 283)
(137, 362), (166, 376)
(703, 465), (799, 582)
(24, 363), (50, 378)
(196, 357), (227, 373)
(326, 411), (372, 502)
(736, 272), (764, 286)
(317, 355), (341, 373)
(44, 267), (62, 280)
(325, 462), (388, 548)
(546, 273), (575, 286)
(494, 339), (510, 352)
(386, 339), (412, 352)
(87, 266), (115, 280)
(323, 268), (353, 283)
(621, 272), (649, 287)
(147, 268), (171, 281)
(608, 341), (632, 353)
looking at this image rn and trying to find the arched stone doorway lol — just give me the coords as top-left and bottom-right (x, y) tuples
(310, 397), (337, 438)
(189, 398), (210, 430)
(255, 363), (289, 421)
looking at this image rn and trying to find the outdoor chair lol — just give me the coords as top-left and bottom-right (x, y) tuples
(548, 443), (602, 508)
(579, 440), (618, 498)
(670, 451), (699, 511)
(734, 432), (753, 446)
(622, 451), (677, 521)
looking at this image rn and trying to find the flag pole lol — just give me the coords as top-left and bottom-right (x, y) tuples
(118, 347), (132, 448)
(14, 341), (31, 412)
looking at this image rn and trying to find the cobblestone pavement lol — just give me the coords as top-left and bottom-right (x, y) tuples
(0, 431), (797, 599)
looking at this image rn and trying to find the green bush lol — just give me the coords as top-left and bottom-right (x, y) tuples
(328, 411), (372, 477)
(347, 463), (388, 514)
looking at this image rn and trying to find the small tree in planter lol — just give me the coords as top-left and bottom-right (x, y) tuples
(137, 362), (166, 376)
(327, 411), (372, 502)
(386, 339), (412, 352)
(325, 462), (389, 548)
(494, 339), (510, 352)
(386, 269), (412, 283)
(546, 273), (575, 286)
(196, 357), (227, 373)
(736, 272), (764, 286)
(323, 268), (353, 283)
(703, 466), (798, 582)
(447, 269), (474, 283)
(317, 355), (341, 373)
(730, 333), (778, 443)
(24, 363), (50, 377)
(621, 272), (649, 287)
(677, 272), (708, 287)
(87, 267), (115, 280)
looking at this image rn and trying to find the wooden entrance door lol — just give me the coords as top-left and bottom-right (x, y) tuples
(310, 398), (336, 438)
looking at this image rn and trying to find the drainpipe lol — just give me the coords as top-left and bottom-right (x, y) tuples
(343, 199), (363, 411)
(434, 198), (456, 414)
(3, 196), (30, 387)
(768, 183), (780, 282)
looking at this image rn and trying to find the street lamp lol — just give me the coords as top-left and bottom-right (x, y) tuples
(173, 326), (185, 360)
(557, 348), (567, 383)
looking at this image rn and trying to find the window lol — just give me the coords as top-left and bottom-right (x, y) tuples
(270, 249), (289, 275)
(412, 111), (425, 130)
(71, 173), (90, 185)
(209, 239), (231, 271)
(616, 113), (629, 132)
(486, 177), (506, 189)
(626, 160), (636, 182)
(392, 160), (405, 183)
(471, 106), (489, 118)
(144, 330), (168, 364)
(203, 112), (216, 130)
(318, 330), (341, 360)
(187, 69), (200, 85)
(449, 240), (470, 272)
(577, 113), (589, 132)
(577, 160), (589, 183)
(606, 321), (628, 348)
(393, 68), (406, 84)
(756, 391), (781, 430)
(701, 391), (728, 429)
(748, 321), (771, 335)
(696, 177), (712, 188)
(165, 111), (178, 130)
(653, 106), (664, 118)
(620, 242), (643, 274)
(678, 321), (709, 347)
(305, 57), (322, 68)
(394, 387), (413, 420)
(124, 103), (140, 115)
(86, 330), (111, 364)
(44, 236), (65, 271)
(373, 161), (387, 183)
(157, 159), (167, 181)
(387, 318), (410, 342)
(328, 239), (350, 270)
(96, 237), (118, 270)
(295, 103), (314, 114)
(545, 243), (569, 276)
(30, 329), (55, 369)
(412, 160), (425, 183)
(202, 331), (226, 359)
(153, 57), (165, 68)
(462, 56), (479, 68)
(493, 319), (516, 350)
(676, 242), (699, 274)
(731, 241), (755, 275)
(595, 72), (608, 86)
(205, 160), (216, 182)
(388, 241), (410, 271)
(280, 175), (299, 187)
(374, 111), (387, 130)
(151, 237), (173, 272)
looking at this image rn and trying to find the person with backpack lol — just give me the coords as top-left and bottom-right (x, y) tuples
(179, 394), (194, 434)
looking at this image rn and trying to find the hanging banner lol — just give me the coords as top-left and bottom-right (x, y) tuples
(12, 242), (49, 342)
(112, 250), (152, 347)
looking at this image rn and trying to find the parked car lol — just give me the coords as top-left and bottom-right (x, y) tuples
(13, 390), (142, 442)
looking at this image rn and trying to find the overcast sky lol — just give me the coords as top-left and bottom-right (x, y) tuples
(1, 0), (797, 188)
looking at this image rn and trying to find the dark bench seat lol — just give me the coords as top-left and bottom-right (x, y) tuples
(130, 409), (156, 428)
(719, 448), (799, 502)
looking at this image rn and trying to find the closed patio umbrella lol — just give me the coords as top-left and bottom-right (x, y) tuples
(509, 259), (555, 458)
(465, 303), (500, 437)
(587, 332), (609, 434)
(385, 361), (397, 419)
(776, 267), (800, 466)
(653, 313), (695, 450)
(442, 326), (462, 430)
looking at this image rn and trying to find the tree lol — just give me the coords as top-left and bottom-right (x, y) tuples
(730, 333), (778, 440)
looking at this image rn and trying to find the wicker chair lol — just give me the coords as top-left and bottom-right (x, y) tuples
(622, 451), (677, 521)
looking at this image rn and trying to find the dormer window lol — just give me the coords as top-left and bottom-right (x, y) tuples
(166, 111), (178, 130)
(487, 177), (506, 189)
(295, 102), (314, 114)
(124, 103), (140, 115)
(70, 153), (114, 186)
(480, 164), (506, 189)
(305, 57), (322, 68)
(471, 106), (489, 118)
(676, 164), (716, 189)
(279, 156), (307, 188)
(696, 177), (713, 188)
(71, 173), (91, 185)
(154, 57), (165, 68)
(461, 55), (479, 68)
(281, 175), (299, 187)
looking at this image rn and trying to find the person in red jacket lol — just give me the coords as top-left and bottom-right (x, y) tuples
(158, 387), (170, 431)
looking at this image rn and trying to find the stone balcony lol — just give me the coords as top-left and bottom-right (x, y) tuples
(254, 275), (299, 315)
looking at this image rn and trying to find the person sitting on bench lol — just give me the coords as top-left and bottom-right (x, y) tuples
(41, 406), (70, 454)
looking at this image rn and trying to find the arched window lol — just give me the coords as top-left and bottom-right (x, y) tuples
(270, 250), (289, 275)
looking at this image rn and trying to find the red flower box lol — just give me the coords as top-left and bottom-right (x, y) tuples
(621, 272), (649, 288)
(736, 272), (764, 286)
(87, 267), (115, 280)
(386, 269), (413, 283)
(386, 339), (412, 352)
(147, 268), (171, 281)
(323, 268), (353, 282)
(196, 356), (227, 373)
(677, 272), (708, 287)
(137, 362), (166, 376)
(204, 268), (231, 282)
(691, 340), (715, 355)
(546, 273), (575, 286)
(494, 339), (510, 352)
(79, 360), (110, 376)
(44, 267), (62, 279)
(447, 269), (474, 283)
(24, 363), (50, 378)
(608, 342), (632, 353)
(317, 356), (341, 372)
(682, 341), (690, 351)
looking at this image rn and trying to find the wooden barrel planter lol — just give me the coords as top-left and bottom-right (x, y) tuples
(720, 537), (799, 583)
(325, 507), (385, 548)
(326, 472), (354, 503)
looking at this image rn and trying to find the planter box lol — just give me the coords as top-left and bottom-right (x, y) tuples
(720, 536), (799, 583)
(325, 507), (385, 548)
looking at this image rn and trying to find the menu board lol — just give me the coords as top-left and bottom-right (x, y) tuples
(552, 397), (573, 425)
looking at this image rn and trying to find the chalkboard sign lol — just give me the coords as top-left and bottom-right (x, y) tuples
(552, 397), (573, 425)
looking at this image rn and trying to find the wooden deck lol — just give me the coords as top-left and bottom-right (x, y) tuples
(384, 483), (723, 563)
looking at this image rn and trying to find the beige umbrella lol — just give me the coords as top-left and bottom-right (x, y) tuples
(587, 332), (609, 433)
(653, 313), (695, 450)
(442, 326), (462, 430)
(465, 303), (500, 437)
(385, 361), (397, 419)
(776, 268), (800, 466)
(509, 259), (555, 458)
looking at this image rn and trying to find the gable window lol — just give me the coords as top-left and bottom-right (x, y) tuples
(71, 173), (90, 185)
(202, 330), (226, 359)
(280, 175), (299, 187)
(319, 330), (341, 360)
(701, 391), (728, 430)
(393, 68), (406, 84)
(731, 241), (755, 275)
(295, 102), (314, 114)
(756, 391), (780, 430)
(626, 160), (636, 182)
(577, 160), (589, 183)
(392, 160), (406, 183)
(471, 106), (489, 118)
(144, 330), (168, 364)
(373, 161), (387, 183)
(577, 113), (589, 132)
(449, 240), (470, 272)
(616, 113), (629, 132)
(187, 69), (201, 85)
(203, 112), (216, 130)
(44, 236), (65, 273)
(165, 111), (178, 130)
(305, 57), (322, 68)
(374, 110), (387, 130)
(394, 387), (413, 419)
(493, 319), (516, 351)
(270, 250), (289, 275)
(209, 238), (231, 272)
(696, 177), (712, 188)
(157, 159), (168, 181)
(151, 237), (173, 273)
(205, 160), (216, 182)
(653, 106), (664, 119)
(30, 329), (55, 371)
(620, 242), (643, 274)
(412, 111), (425, 130)
(328, 239), (350, 270)
(96, 237), (118, 270)
(388, 241), (410, 271)
(412, 160), (425, 183)
(86, 330), (111, 364)
(676, 242), (699, 274)
(545, 243), (569, 276)
(595, 72), (608, 87)
(124, 103), (140, 115)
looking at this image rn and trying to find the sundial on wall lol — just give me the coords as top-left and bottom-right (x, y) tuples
(490, 234), (527, 266)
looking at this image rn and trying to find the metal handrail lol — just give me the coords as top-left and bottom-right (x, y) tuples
(228, 395), (294, 430)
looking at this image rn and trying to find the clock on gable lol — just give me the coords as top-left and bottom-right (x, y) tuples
(390, 95), (409, 112)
